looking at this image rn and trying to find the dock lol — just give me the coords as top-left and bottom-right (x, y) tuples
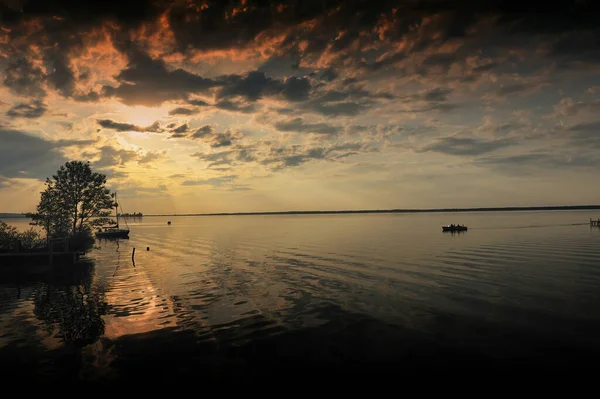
(0, 237), (83, 267)
(591, 218), (600, 227)
(0, 251), (82, 265)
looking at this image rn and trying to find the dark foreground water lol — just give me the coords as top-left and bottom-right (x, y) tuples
(2, 211), (600, 382)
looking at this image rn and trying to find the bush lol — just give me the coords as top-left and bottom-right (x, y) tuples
(68, 228), (95, 252)
(0, 221), (45, 251)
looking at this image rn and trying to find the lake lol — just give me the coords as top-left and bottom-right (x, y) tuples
(2, 211), (600, 382)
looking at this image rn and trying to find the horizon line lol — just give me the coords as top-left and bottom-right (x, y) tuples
(3, 205), (600, 219)
(144, 204), (600, 217)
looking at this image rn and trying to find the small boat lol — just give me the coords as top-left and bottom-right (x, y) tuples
(442, 224), (468, 232)
(96, 192), (130, 239)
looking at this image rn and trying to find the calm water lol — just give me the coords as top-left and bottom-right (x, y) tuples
(2, 211), (600, 381)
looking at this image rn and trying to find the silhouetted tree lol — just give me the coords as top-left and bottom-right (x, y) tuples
(27, 161), (115, 240)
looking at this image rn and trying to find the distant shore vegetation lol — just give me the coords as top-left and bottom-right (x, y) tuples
(118, 212), (143, 217)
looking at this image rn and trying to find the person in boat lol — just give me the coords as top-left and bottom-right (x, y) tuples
(450, 224), (454, 228)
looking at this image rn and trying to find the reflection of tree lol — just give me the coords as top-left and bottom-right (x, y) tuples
(33, 261), (108, 348)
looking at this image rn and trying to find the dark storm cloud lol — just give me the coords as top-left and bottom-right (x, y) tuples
(0, 0), (163, 26)
(97, 119), (163, 133)
(0, 128), (88, 179)
(417, 137), (514, 156)
(101, 48), (220, 106)
(101, 48), (310, 107)
(3, 58), (47, 98)
(2, 0), (599, 119)
(217, 71), (311, 102)
(7, 100), (47, 118)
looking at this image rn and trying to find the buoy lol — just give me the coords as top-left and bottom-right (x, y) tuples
(167, 221), (171, 225)
(146, 247), (150, 251)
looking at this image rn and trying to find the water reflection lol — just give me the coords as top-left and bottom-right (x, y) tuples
(2, 212), (600, 382)
(33, 261), (108, 348)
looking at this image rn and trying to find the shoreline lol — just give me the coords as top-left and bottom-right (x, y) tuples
(3, 205), (600, 219)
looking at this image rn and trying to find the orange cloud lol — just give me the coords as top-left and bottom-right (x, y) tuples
(131, 11), (177, 59)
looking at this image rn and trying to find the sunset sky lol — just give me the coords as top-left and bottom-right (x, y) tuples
(1, 0), (599, 214)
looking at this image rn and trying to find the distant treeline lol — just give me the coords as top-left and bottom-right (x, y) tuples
(118, 212), (143, 217)
(146, 205), (600, 217)
(0, 213), (27, 219)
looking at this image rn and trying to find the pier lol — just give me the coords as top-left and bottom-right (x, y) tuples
(0, 237), (83, 267)
(591, 218), (600, 227)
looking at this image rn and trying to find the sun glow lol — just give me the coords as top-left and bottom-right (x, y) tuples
(114, 104), (171, 126)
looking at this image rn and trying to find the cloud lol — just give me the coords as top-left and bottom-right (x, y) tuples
(102, 48), (220, 106)
(567, 121), (600, 148)
(7, 100), (47, 118)
(588, 86), (600, 94)
(54, 138), (97, 147)
(91, 145), (139, 169)
(138, 150), (166, 164)
(483, 80), (548, 101)
(182, 175), (237, 187)
(217, 71), (312, 104)
(191, 150), (236, 168)
(191, 140), (376, 171)
(417, 136), (514, 156)
(475, 152), (600, 173)
(294, 87), (394, 116)
(3, 58), (47, 98)
(214, 100), (257, 114)
(184, 124), (243, 147)
(554, 98), (600, 117)
(0, 128), (69, 179)
(172, 124), (189, 134)
(274, 118), (343, 135)
(191, 125), (213, 139)
(97, 119), (163, 133)
(168, 107), (198, 116)
(418, 88), (453, 102)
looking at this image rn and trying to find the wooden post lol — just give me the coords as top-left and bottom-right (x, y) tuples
(132, 248), (136, 262)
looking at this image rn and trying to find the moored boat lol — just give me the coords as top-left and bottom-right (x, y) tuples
(96, 192), (130, 239)
(442, 224), (468, 232)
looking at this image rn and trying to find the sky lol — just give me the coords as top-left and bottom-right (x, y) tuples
(1, 0), (599, 214)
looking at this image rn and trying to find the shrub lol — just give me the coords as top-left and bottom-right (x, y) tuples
(69, 228), (95, 252)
